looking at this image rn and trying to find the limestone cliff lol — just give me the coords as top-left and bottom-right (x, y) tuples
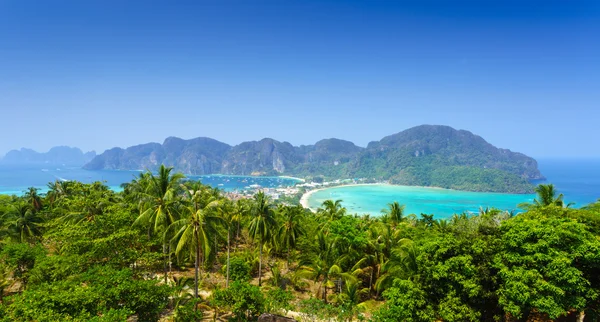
(83, 125), (544, 193)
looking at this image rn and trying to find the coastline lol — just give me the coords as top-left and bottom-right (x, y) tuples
(300, 183), (391, 210)
(299, 182), (537, 212)
(299, 188), (320, 210)
(278, 175), (306, 182)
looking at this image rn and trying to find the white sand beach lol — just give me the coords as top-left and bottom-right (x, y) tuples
(299, 188), (322, 210)
(299, 183), (391, 211)
(278, 175), (306, 182)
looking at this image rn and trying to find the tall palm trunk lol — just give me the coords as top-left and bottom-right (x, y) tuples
(369, 266), (374, 296)
(323, 277), (328, 303)
(168, 244), (172, 276)
(226, 229), (231, 288)
(194, 230), (200, 306)
(163, 243), (168, 284)
(377, 263), (383, 298)
(258, 241), (263, 286)
(235, 221), (240, 250)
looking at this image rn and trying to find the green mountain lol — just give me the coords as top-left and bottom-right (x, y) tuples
(349, 125), (542, 192)
(84, 125), (543, 193)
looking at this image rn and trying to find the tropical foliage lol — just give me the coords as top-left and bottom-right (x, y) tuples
(0, 168), (598, 321)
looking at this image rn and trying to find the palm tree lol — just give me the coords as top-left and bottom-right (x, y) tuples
(135, 166), (185, 232)
(23, 187), (43, 213)
(381, 201), (405, 228)
(169, 200), (223, 302)
(133, 165), (185, 282)
(248, 191), (276, 286)
(352, 240), (385, 297)
(298, 232), (348, 303)
(47, 180), (77, 199)
(212, 199), (236, 288)
(170, 276), (195, 320)
(46, 180), (70, 208)
(318, 199), (346, 220)
(434, 219), (451, 233)
(122, 171), (152, 202)
(375, 238), (418, 294)
(278, 205), (305, 268)
(232, 199), (250, 250)
(583, 199), (600, 211)
(519, 184), (573, 209)
(536, 184), (565, 207)
(336, 279), (370, 320)
(5, 202), (43, 243)
(57, 182), (114, 225)
(370, 217), (394, 261)
(181, 181), (222, 211)
(419, 214), (435, 228)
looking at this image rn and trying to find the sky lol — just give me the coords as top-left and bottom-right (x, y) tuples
(0, 0), (599, 158)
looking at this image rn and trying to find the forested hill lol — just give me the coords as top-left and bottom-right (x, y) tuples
(84, 125), (543, 193)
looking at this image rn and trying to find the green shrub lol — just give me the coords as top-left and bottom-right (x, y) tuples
(223, 257), (251, 282)
(210, 281), (264, 321)
(372, 279), (435, 322)
(1, 266), (170, 322)
(1, 243), (45, 281)
(172, 299), (203, 322)
(265, 288), (294, 315)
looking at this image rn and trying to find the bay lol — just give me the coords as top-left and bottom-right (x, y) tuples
(0, 165), (300, 195)
(306, 158), (600, 218)
(1, 159), (598, 219)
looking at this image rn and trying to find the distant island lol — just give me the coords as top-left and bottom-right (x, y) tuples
(0, 146), (96, 167)
(83, 125), (543, 193)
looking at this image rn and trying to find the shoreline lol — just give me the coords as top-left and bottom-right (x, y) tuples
(299, 187), (321, 210)
(277, 175), (306, 182)
(299, 182), (537, 212)
(300, 183), (389, 210)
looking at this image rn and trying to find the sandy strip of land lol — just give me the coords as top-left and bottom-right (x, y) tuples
(299, 187), (322, 210)
(278, 175), (306, 182)
(299, 183), (391, 210)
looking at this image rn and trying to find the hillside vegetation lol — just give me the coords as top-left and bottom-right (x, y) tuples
(0, 166), (598, 321)
(84, 125), (543, 193)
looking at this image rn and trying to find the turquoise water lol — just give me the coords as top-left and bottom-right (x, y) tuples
(1, 159), (599, 218)
(307, 159), (600, 218)
(0, 165), (301, 196)
(307, 185), (535, 218)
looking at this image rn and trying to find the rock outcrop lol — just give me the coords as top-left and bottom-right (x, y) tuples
(83, 125), (544, 193)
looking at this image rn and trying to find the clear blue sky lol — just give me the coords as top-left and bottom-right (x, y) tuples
(1, 0), (598, 158)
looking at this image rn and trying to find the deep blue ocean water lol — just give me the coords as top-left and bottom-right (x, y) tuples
(535, 158), (600, 207)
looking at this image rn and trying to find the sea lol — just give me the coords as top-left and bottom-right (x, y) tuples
(0, 166), (301, 195)
(306, 159), (600, 218)
(0, 159), (598, 219)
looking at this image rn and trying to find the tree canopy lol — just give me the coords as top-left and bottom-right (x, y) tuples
(0, 173), (597, 322)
